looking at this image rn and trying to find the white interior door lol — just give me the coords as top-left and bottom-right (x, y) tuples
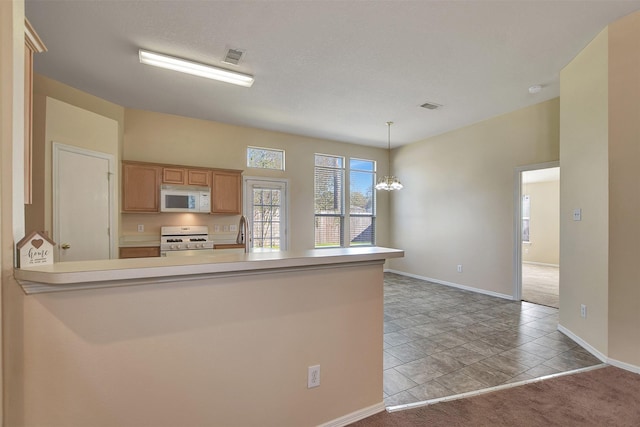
(53, 143), (114, 261)
(244, 177), (288, 252)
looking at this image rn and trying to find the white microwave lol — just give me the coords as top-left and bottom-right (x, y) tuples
(160, 185), (211, 213)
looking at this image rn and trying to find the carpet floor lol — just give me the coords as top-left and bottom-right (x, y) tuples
(350, 366), (640, 426)
(522, 263), (559, 308)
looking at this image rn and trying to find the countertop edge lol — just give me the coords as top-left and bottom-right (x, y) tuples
(14, 247), (404, 294)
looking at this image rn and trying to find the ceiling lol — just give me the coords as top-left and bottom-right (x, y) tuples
(25, 1), (640, 149)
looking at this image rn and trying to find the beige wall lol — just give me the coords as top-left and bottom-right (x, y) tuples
(607, 12), (640, 367)
(19, 263), (383, 427)
(124, 108), (390, 251)
(558, 28), (609, 355)
(1, 1), (25, 424)
(522, 180), (560, 265)
(27, 74), (125, 235)
(388, 99), (560, 297)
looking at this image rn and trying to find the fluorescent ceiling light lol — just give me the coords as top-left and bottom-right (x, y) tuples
(139, 49), (254, 87)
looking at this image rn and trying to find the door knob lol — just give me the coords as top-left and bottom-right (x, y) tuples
(61, 243), (71, 250)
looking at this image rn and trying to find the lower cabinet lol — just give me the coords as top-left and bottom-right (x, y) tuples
(119, 246), (160, 259)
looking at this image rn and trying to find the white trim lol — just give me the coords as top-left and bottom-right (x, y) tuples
(386, 269), (514, 300)
(387, 364), (607, 413)
(317, 401), (386, 427)
(523, 261), (560, 268)
(608, 358), (640, 374)
(513, 161), (560, 301)
(52, 142), (116, 260)
(557, 324), (640, 373)
(556, 324), (608, 362)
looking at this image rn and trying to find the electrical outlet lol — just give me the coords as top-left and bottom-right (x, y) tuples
(308, 365), (320, 388)
(214, 224), (220, 233)
(580, 304), (587, 319)
(457, 264), (463, 273)
(223, 225), (229, 232)
(137, 224), (144, 232)
(230, 224), (238, 232)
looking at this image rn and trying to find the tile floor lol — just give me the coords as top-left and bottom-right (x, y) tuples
(383, 272), (601, 407)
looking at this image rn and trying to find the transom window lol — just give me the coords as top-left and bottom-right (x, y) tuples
(247, 146), (285, 170)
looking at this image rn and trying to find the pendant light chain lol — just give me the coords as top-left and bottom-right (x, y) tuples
(375, 121), (403, 191)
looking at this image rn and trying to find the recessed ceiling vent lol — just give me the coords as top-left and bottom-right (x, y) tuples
(223, 48), (245, 65)
(420, 102), (442, 110)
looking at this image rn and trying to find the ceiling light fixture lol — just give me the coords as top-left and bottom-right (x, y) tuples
(375, 121), (403, 192)
(138, 49), (255, 87)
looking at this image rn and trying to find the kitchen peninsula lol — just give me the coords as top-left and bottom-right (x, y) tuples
(14, 247), (402, 427)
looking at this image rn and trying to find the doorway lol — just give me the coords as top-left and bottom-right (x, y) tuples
(514, 162), (560, 308)
(53, 143), (115, 261)
(243, 177), (289, 252)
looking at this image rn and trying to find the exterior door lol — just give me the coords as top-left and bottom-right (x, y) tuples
(244, 178), (288, 251)
(53, 143), (114, 261)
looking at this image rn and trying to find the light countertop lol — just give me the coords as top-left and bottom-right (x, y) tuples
(15, 246), (404, 294)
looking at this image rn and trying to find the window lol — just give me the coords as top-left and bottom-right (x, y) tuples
(349, 158), (375, 246)
(247, 146), (285, 170)
(314, 155), (376, 248)
(522, 194), (530, 242)
(314, 154), (344, 247)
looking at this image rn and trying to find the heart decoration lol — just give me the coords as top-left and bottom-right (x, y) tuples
(31, 239), (44, 249)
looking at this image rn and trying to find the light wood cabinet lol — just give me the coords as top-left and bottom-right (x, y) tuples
(122, 162), (161, 212)
(119, 246), (160, 259)
(162, 167), (186, 184)
(122, 161), (241, 214)
(212, 171), (242, 214)
(24, 19), (46, 204)
(162, 167), (211, 187)
(187, 169), (211, 186)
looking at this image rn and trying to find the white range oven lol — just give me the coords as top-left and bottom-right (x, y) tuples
(160, 225), (215, 257)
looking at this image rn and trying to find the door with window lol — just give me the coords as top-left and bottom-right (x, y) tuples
(244, 178), (288, 252)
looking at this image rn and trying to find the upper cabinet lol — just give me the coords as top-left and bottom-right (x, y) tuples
(122, 162), (161, 212)
(212, 171), (242, 214)
(24, 18), (47, 204)
(187, 169), (211, 187)
(162, 167), (212, 187)
(122, 161), (241, 214)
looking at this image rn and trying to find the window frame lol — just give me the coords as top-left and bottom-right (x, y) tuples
(314, 153), (345, 248)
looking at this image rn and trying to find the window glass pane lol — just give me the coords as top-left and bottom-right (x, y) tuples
(315, 154), (343, 168)
(350, 170), (374, 215)
(350, 158), (375, 172)
(315, 216), (343, 247)
(247, 146), (285, 170)
(315, 167), (344, 214)
(350, 217), (375, 246)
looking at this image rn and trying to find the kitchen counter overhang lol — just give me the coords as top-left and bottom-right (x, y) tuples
(15, 246), (404, 294)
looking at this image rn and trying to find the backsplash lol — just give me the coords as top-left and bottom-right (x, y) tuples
(120, 212), (241, 244)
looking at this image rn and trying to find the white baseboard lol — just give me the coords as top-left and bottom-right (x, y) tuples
(318, 402), (386, 427)
(385, 269), (513, 301)
(608, 357), (640, 374)
(556, 324), (608, 362)
(558, 324), (640, 374)
(523, 261), (559, 268)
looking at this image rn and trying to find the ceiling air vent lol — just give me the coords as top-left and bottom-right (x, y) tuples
(223, 48), (245, 65)
(420, 102), (442, 110)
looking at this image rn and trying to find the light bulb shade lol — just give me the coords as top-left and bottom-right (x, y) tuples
(139, 49), (255, 87)
(375, 175), (403, 191)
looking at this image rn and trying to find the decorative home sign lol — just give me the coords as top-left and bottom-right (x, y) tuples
(16, 231), (55, 268)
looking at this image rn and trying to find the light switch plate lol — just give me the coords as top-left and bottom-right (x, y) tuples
(573, 208), (582, 221)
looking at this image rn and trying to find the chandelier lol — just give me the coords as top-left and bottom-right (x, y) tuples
(375, 121), (403, 191)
